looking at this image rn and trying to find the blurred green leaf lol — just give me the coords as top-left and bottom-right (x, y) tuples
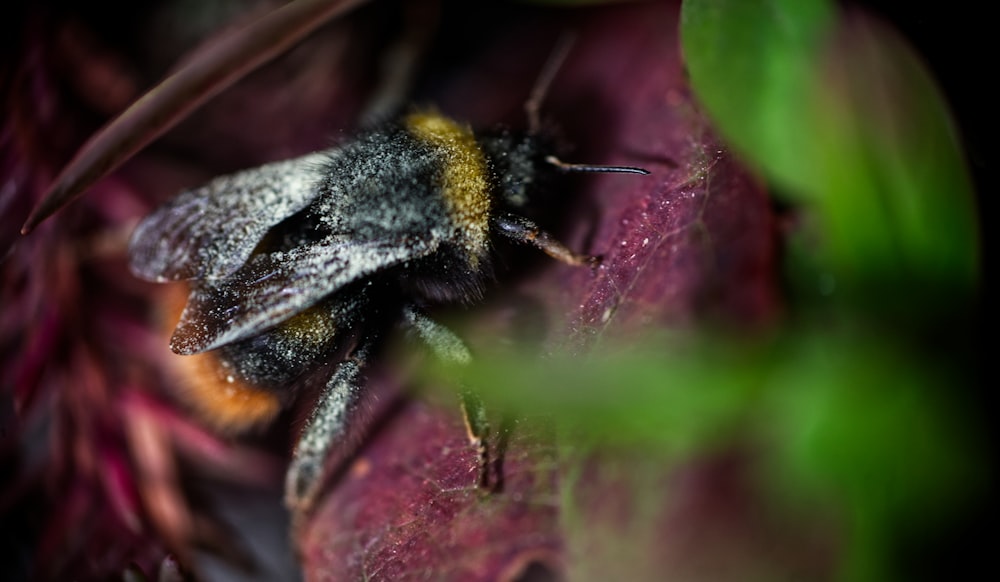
(428, 330), (984, 582)
(761, 334), (984, 581)
(441, 338), (761, 454)
(806, 14), (979, 302)
(681, 0), (980, 313)
(436, 333), (982, 502)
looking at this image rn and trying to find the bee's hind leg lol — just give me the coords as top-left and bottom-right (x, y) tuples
(285, 338), (375, 526)
(402, 304), (500, 490)
(286, 303), (500, 527)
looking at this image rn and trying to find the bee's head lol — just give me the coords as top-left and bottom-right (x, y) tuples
(479, 126), (649, 211)
(478, 129), (562, 209)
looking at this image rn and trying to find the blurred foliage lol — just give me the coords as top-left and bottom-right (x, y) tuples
(438, 330), (985, 581)
(680, 0), (979, 318)
(425, 1), (985, 581)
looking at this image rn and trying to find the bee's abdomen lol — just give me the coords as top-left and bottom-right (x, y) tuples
(160, 284), (286, 432)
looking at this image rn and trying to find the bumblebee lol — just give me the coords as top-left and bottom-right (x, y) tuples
(129, 104), (647, 515)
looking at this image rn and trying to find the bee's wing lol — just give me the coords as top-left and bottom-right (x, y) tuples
(169, 236), (438, 354)
(128, 150), (335, 282)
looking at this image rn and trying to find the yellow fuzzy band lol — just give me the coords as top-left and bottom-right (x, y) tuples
(405, 111), (491, 265)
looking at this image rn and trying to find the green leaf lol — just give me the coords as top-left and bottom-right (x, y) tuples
(680, 0), (836, 195)
(428, 330), (984, 582)
(761, 334), (985, 581)
(680, 1), (980, 314)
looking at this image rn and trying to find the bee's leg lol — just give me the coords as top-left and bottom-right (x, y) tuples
(402, 304), (495, 489)
(492, 213), (600, 267)
(285, 338), (374, 524)
(459, 387), (491, 489)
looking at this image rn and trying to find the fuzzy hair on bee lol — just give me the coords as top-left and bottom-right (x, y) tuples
(128, 58), (648, 516)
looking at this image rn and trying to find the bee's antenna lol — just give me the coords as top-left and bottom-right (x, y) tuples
(527, 35), (651, 177)
(525, 34), (577, 135)
(545, 155), (650, 175)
